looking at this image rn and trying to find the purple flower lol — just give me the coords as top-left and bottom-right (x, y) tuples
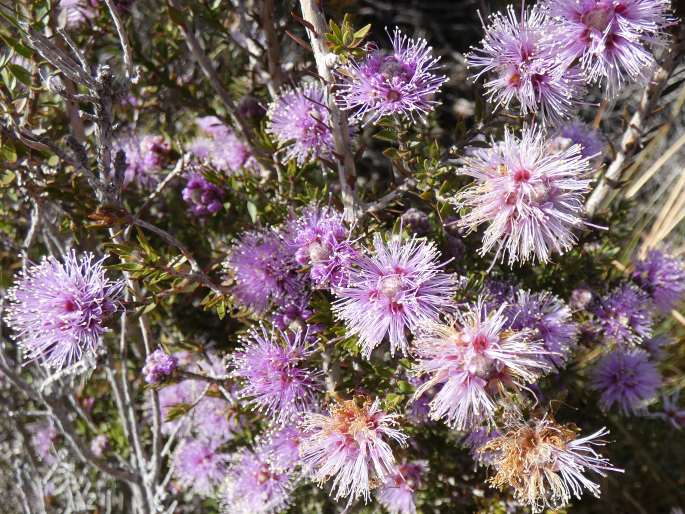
(115, 133), (171, 189)
(336, 28), (447, 125)
(31, 423), (58, 463)
(59, 0), (97, 28)
(412, 300), (550, 430)
(551, 121), (606, 161)
(262, 425), (305, 470)
(229, 326), (321, 424)
(143, 348), (178, 384)
(591, 348), (661, 415)
(401, 208), (431, 236)
(377, 460), (427, 514)
(284, 206), (358, 288)
(190, 116), (257, 174)
(222, 447), (294, 514)
(4, 251), (124, 370)
(193, 395), (238, 442)
(547, 0), (672, 97)
(507, 290), (578, 368)
(173, 437), (229, 496)
(467, 5), (585, 123)
(453, 126), (593, 265)
(266, 84), (335, 165)
(632, 249), (685, 313)
(181, 172), (225, 216)
(595, 283), (653, 344)
(653, 390), (685, 429)
(301, 398), (408, 502)
(333, 234), (458, 358)
(483, 419), (622, 511)
(463, 427), (501, 465)
(226, 230), (303, 313)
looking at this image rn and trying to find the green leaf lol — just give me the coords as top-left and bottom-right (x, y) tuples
(7, 63), (32, 87)
(0, 170), (15, 187)
(353, 24), (371, 40)
(246, 200), (258, 223)
(0, 141), (17, 164)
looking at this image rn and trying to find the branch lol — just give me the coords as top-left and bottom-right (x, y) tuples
(361, 178), (418, 218)
(103, 0), (136, 82)
(298, 0), (358, 220)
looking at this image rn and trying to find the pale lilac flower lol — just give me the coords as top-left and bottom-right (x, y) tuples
(483, 418), (622, 512)
(333, 234), (458, 358)
(226, 230), (302, 313)
(272, 298), (315, 333)
(222, 447), (294, 514)
(266, 84), (335, 165)
(412, 299), (550, 430)
(115, 133), (171, 188)
(182, 172), (224, 216)
(301, 398), (408, 502)
(4, 251), (124, 370)
(59, 0), (97, 27)
(547, 0), (672, 96)
(401, 208), (431, 236)
(143, 348), (178, 384)
(336, 28), (448, 125)
(377, 460), (427, 514)
(90, 434), (109, 458)
(31, 423), (58, 463)
(194, 395), (238, 442)
(595, 283), (653, 344)
(507, 290), (578, 368)
(570, 286), (594, 310)
(463, 427), (501, 465)
(453, 126), (593, 265)
(190, 116), (257, 174)
(230, 326), (321, 423)
(174, 438), (229, 496)
(468, 5), (585, 123)
(551, 121), (606, 161)
(632, 249), (685, 313)
(262, 425), (305, 470)
(591, 348), (661, 415)
(284, 206), (358, 288)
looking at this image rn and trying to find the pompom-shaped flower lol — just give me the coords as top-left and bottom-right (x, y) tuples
(262, 425), (305, 470)
(230, 326), (321, 423)
(182, 172), (225, 216)
(547, 0), (672, 97)
(482, 418), (622, 513)
(285, 205), (358, 288)
(467, 5), (585, 123)
(333, 234), (458, 358)
(266, 84), (334, 165)
(453, 126), (592, 265)
(222, 447), (294, 514)
(412, 300), (550, 430)
(173, 438), (229, 496)
(507, 290), (578, 368)
(301, 398), (408, 502)
(590, 348), (661, 415)
(336, 28), (447, 125)
(190, 116), (257, 174)
(595, 283), (653, 344)
(377, 460), (427, 514)
(5, 251), (124, 370)
(551, 121), (606, 161)
(143, 348), (178, 384)
(115, 133), (172, 189)
(226, 230), (302, 313)
(632, 249), (685, 313)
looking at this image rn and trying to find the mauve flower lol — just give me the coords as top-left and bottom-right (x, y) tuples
(266, 84), (335, 165)
(90, 434), (109, 458)
(143, 348), (178, 384)
(182, 172), (225, 216)
(483, 418), (622, 512)
(551, 121), (606, 161)
(463, 427), (501, 465)
(412, 299), (550, 430)
(653, 390), (685, 429)
(31, 423), (58, 463)
(333, 234), (458, 358)
(190, 116), (257, 174)
(547, 0), (672, 97)
(229, 326), (321, 424)
(336, 28), (448, 125)
(632, 249), (685, 313)
(174, 437), (229, 496)
(301, 398), (408, 502)
(401, 208), (431, 236)
(377, 460), (427, 514)
(590, 348), (661, 415)
(4, 251), (124, 370)
(507, 290), (578, 368)
(59, 0), (97, 27)
(115, 133), (171, 189)
(222, 447), (294, 514)
(226, 230), (303, 314)
(595, 283), (653, 344)
(262, 425), (305, 470)
(453, 126), (592, 265)
(284, 205), (358, 288)
(468, 5), (585, 123)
